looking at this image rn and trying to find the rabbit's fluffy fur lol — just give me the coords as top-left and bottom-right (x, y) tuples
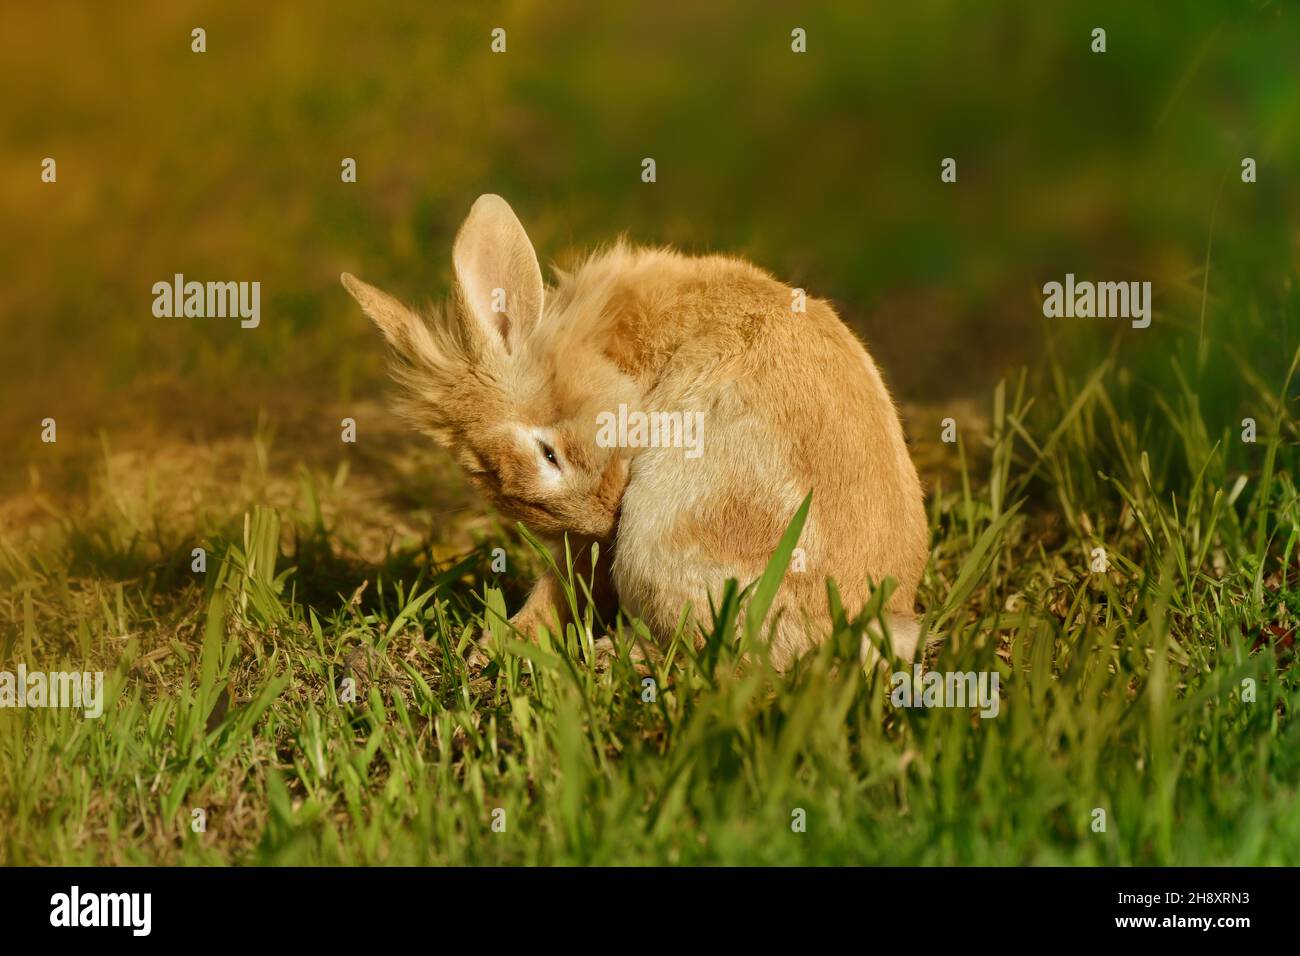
(343, 195), (928, 670)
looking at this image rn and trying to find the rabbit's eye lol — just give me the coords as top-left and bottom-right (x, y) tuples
(538, 440), (561, 470)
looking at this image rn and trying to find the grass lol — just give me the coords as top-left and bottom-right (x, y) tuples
(2, 333), (1297, 866)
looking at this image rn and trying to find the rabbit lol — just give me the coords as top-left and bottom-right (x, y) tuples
(342, 194), (929, 671)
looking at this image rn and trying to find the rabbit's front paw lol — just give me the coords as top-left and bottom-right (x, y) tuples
(468, 613), (543, 669)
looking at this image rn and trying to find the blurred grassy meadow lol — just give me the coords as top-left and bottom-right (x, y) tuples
(2, 1), (1300, 864)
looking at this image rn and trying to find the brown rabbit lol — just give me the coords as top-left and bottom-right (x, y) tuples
(342, 194), (928, 670)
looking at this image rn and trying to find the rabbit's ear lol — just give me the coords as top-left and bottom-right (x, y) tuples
(452, 194), (544, 354)
(340, 272), (427, 358)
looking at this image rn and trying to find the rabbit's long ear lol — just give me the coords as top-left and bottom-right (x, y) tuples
(340, 272), (428, 359)
(452, 194), (544, 354)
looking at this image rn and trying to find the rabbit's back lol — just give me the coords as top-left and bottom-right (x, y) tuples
(555, 248), (927, 665)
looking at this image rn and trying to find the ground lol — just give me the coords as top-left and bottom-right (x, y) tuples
(2, 349), (1297, 865)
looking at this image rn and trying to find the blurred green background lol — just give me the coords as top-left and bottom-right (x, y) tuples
(1, 0), (1297, 484)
